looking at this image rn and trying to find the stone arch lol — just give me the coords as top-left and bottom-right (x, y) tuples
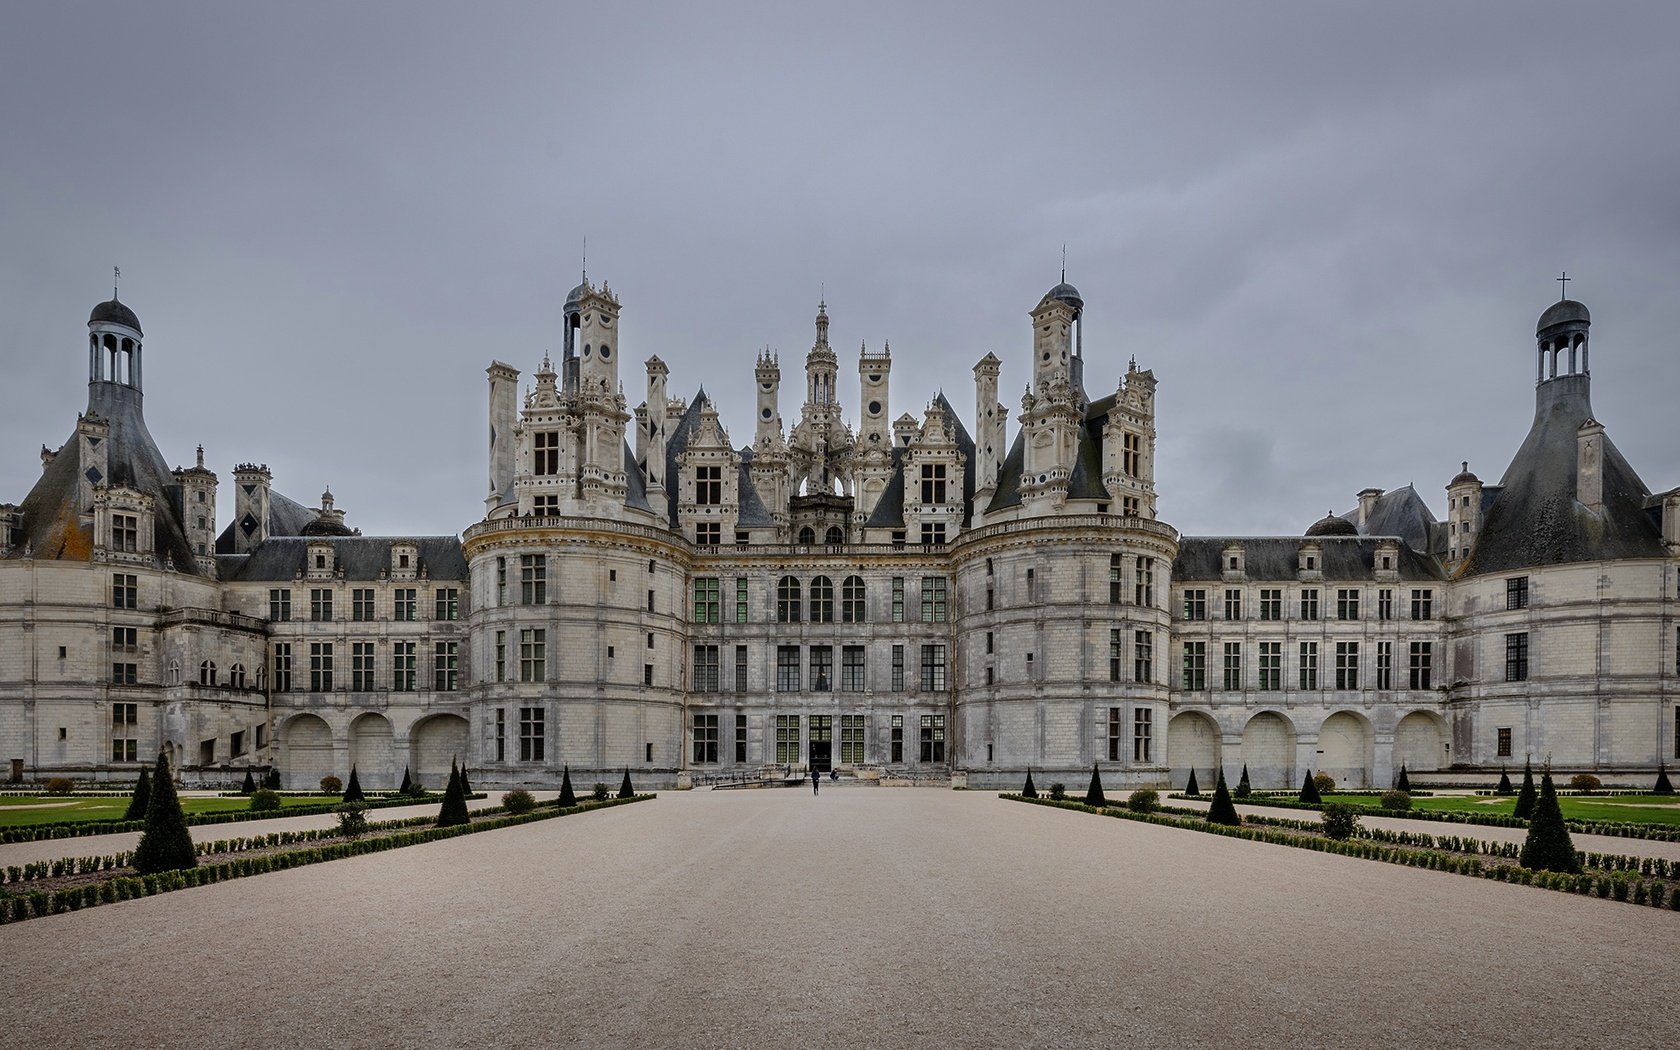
(1394, 710), (1448, 774)
(349, 712), (395, 790)
(1167, 711), (1221, 790)
(1318, 711), (1374, 790)
(280, 713), (334, 791)
(412, 713), (469, 789)
(1241, 711), (1296, 789)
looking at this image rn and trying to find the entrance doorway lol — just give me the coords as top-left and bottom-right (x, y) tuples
(809, 716), (833, 773)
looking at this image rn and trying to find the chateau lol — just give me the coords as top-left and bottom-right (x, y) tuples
(2, 281), (1676, 790)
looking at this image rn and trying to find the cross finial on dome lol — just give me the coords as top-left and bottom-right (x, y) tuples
(113, 265), (120, 299)
(1061, 244), (1066, 283)
(1557, 271), (1571, 301)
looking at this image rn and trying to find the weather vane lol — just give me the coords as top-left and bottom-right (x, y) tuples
(1556, 271), (1571, 300)
(1061, 244), (1067, 283)
(113, 266), (120, 298)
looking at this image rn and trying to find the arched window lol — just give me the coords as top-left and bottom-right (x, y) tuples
(797, 526), (816, 545)
(199, 660), (217, 686)
(229, 664), (246, 689)
(825, 526), (844, 545)
(810, 576), (835, 623)
(168, 660), (181, 686)
(777, 576), (802, 623)
(842, 576), (866, 623)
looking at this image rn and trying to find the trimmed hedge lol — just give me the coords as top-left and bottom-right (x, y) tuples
(0, 791), (489, 844)
(1163, 792), (1680, 842)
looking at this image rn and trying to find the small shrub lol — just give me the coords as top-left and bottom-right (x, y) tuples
(1568, 773), (1601, 794)
(618, 768), (635, 799)
(1312, 772), (1335, 796)
(132, 753), (196, 874)
(335, 802), (369, 840)
(249, 789), (282, 812)
(263, 768), (282, 790)
(1494, 768), (1513, 795)
(1380, 789), (1413, 811)
(45, 778), (74, 796)
(1395, 764), (1411, 793)
(1320, 802), (1360, 840)
(1519, 772), (1581, 873)
(1298, 771), (1322, 805)
(319, 775), (343, 796)
(1021, 768), (1038, 799)
(343, 766), (365, 803)
(592, 782), (610, 801)
(558, 766), (577, 808)
(1234, 764), (1251, 799)
(399, 766), (415, 796)
(436, 761), (470, 828)
(1513, 762), (1537, 819)
(1654, 765), (1675, 796)
(1048, 782), (1067, 802)
(1206, 773), (1241, 826)
(1083, 764), (1106, 807)
(1127, 788), (1160, 814)
(1183, 769), (1200, 797)
(123, 767), (152, 822)
(502, 788), (537, 815)
(240, 769), (256, 796)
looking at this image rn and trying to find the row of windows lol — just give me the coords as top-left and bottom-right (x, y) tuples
(1172, 640), (1437, 691)
(693, 643), (947, 693)
(270, 642), (458, 692)
(690, 712), (943, 765)
(1176, 587), (1434, 622)
(269, 587), (460, 623)
(692, 576), (950, 625)
(494, 555), (660, 612)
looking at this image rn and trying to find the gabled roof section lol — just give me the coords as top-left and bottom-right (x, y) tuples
(662, 390), (710, 527)
(1337, 485), (1439, 554)
(864, 447), (907, 528)
(1173, 536), (1443, 582)
(932, 392), (979, 527)
(214, 487), (318, 555)
(735, 447), (774, 527)
(219, 536), (468, 582)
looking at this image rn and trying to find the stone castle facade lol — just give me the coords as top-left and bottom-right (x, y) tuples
(2, 284), (1676, 789)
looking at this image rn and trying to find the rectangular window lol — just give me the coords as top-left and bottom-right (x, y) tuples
(352, 642), (375, 691)
(920, 644), (947, 691)
(692, 714), (719, 763)
(1409, 641), (1433, 689)
(352, 588), (375, 621)
(644, 663), (654, 686)
(1223, 642), (1242, 690)
(519, 706), (545, 762)
(841, 645), (866, 692)
(891, 577), (905, 622)
(112, 573), (138, 610)
(777, 577), (800, 622)
(112, 702), (138, 726)
(1505, 632), (1530, 682)
(1299, 641), (1319, 690)
(920, 577), (948, 623)
(1122, 432), (1141, 476)
(111, 738), (138, 763)
(1497, 726), (1512, 758)
(393, 588), (417, 622)
(273, 644), (292, 693)
(1337, 589), (1359, 621)
(734, 644), (748, 693)
(1376, 641), (1393, 690)
(435, 587), (459, 621)
(309, 588), (332, 622)
(1182, 589), (1207, 621)
(1259, 588), (1281, 621)
(521, 554), (546, 605)
(268, 587), (290, 622)
(112, 626), (137, 651)
(1506, 576), (1530, 610)
(1181, 642), (1206, 690)
(842, 576), (866, 623)
(1258, 642), (1282, 691)
(735, 713), (748, 763)
(519, 629), (546, 682)
(735, 577), (749, 623)
(1299, 588), (1320, 621)
(1133, 630), (1153, 684)
(1134, 557), (1154, 606)
(392, 642), (416, 692)
(891, 645), (906, 692)
(648, 589), (656, 613)
(435, 642), (458, 691)
(494, 708), (505, 762)
(810, 645), (834, 692)
(110, 662), (137, 685)
(694, 522), (721, 547)
(693, 644), (720, 693)
(1335, 642), (1359, 690)
(309, 642), (333, 692)
(533, 431), (559, 476)
(1109, 628), (1123, 683)
(111, 512), (138, 553)
(920, 463), (947, 504)
(1224, 588), (1242, 620)
(1411, 588), (1434, 621)
(1378, 588), (1394, 621)
(496, 557), (507, 605)
(494, 630), (507, 683)
(919, 714), (946, 763)
(776, 645), (801, 692)
(890, 714), (905, 763)
(693, 577), (721, 623)
(1108, 707), (1123, 761)
(1109, 554), (1123, 604)
(840, 714), (865, 765)
(775, 715), (800, 764)
(696, 465), (723, 506)
(1134, 708), (1153, 763)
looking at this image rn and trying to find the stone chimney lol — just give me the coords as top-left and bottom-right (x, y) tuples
(1356, 488), (1384, 528)
(1577, 420), (1605, 514)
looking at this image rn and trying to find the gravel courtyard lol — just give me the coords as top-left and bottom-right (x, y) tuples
(2, 788), (1674, 1049)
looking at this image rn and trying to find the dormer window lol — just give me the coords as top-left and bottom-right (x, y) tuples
(920, 464), (947, 504)
(534, 431), (560, 476)
(696, 465), (722, 506)
(111, 514), (138, 553)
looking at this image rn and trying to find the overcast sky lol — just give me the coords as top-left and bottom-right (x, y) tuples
(3, 2), (1677, 540)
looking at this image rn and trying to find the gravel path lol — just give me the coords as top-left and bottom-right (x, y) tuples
(1, 788), (1673, 1049)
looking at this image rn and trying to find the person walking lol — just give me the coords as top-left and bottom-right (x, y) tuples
(811, 767), (820, 796)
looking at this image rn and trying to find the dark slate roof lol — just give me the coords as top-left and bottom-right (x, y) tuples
(735, 447), (774, 527)
(1462, 375), (1665, 575)
(661, 390), (710, 527)
(623, 439), (653, 515)
(215, 486), (321, 554)
(864, 448), (907, 528)
(932, 392), (979, 528)
(988, 391), (1111, 513)
(220, 536), (467, 582)
(1306, 513), (1360, 537)
(1537, 299), (1590, 333)
(89, 298), (142, 335)
(6, 384), (200, 574)
(1173, 536), (1444, 582)
(1334, 485), (1439, 554)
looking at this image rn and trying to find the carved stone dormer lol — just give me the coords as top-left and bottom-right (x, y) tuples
(391, 541), (420, 580)
(92, 486), (155, 565)
(306, 542), (335, 579)
(1297, 540), (1323, 580)
(676, 398), (740, 547)
(1221, 543), (1246, 581)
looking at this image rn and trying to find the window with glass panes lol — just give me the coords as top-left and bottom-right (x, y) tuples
(1376, 641), (1393, 689)
(841, 646), (866, 691)
(1408, 642), (1433, 688)
(1223, 642), (1242, 690)
(840, 714), (865, 764)
(1506, 577), (1530, 610)
(1109, 628), (1123, 682)
(392, 642), (416, 691)
(1134, 557), (1154, 606)
(110, 512), (138, 552)
(1377, 588), (1394, 620)
(521, 555), (546, 604)
(735, 577), (749, 622)
(777, 576), (801, 622)
(1107, 707), (1124, 761)
(434, 642), (457, 691)
(696, 465), (722, 505)
(891, 714), (905, 763)
(1497, 726), (1512, 758)
(692, 714), (719, 763)
(891, 577), (905, 622)
(810, 645), (834, 691)
(310, 642), (333, 691)
(1182, 642), (1206, 689)
(920, 577), (947, 622)
(1183, 589), (1207, 620)
(1259, 588), (1281, 620)
(1335, 642), (1358, 689)
(920, 644), (947, 691)
(693, 577), (720, 623)
(1299, 588), (1319, 621)
(519, 707), (544, 761)
(1224, 588), (1242, 620)
(1134, 708), (1153, 762)
(1299, 642), (1318, 689)
(113, 573), (138, 610)
(393, 588), (417, 621)
(776, 645), (801, 691)
(273, 644), (292, 692)
(1133, 630), (1153, 683)
(810, 576), (835, 622)
(734, 644), (748, 692)
(519, 629), (545, 681)
(1411, 589), (1433, 620)
(891, 645), (905, 691)
(533, 431), (559, 475)
(493, 708), (505, 762)
(352, 588), (375, 621)
(919, 714), (946, 762)
(775, 715), (800, 764)
(269, 588), (291, 621)
(1505, 633), (1529, 682)
(435, 587), (459, 621)
(1258, 642), (1281, 690)
(1337, 589), (1359, 620)
(735, 713), (748, 762)
(693, 645), (720, 692)
(310, 588), (332, 622)
(1109, 554), (1123, 603)
(352, 642), (375, 691)
(842, 575), (866, 622)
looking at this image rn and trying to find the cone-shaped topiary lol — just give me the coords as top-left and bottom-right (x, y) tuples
(264, 767), (282, 790)
(132, 752), (197, 874)
(343, 765), (365, 803)
(618, 767), (635, 799)
(240, 768), (256, 796)
(1234, 764), (1252, 799)
(1396, 764), (1411, 793)
(1084, 763), (1106, 807)
(123, 765), (152, 822)
(460, 766), (472, 795)
(1021, 768), (1038, 799)
(1206, 771), (1241, 826)
(558, 766), (577, 807)
(1655, 764), (1675, 796)
(1184, 768), (1200, 797)
(1495, 767), (1513, 795)
(1299, 770), (1322, 805)
(1518, 771), (1581, 873)
(399, 766), (414, 796)
(436, 759), (470, 827)
(1514, 761), (1537, 819)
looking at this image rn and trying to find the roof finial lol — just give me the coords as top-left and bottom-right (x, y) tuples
(113, 265), (120, 300)
(1556, 271), (1571, 301)
(1060, 244), (1066, 283)
(820, 281), (825, 309)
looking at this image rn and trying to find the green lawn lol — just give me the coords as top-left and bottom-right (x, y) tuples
(1320, 792), (1680, 826)
(0, 794), (346, 828)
